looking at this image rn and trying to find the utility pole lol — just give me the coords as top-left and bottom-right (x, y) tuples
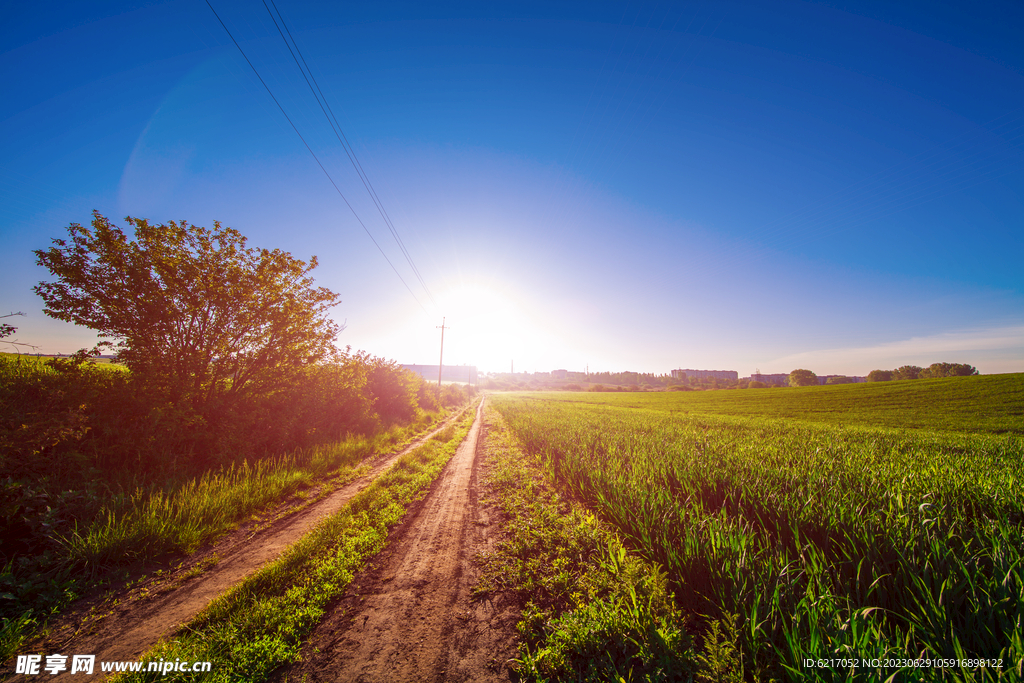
(436, 317), (448, 387)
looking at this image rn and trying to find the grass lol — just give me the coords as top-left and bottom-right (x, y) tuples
(66, 428), (398, 570)
(490, 384), (1024, 682)
(475, 405), (695, 682)
(0, 351), (124, 366)
(515, 373), (1024, 434)
(111, 403), (478, 682)
(0, 408), (449, 664)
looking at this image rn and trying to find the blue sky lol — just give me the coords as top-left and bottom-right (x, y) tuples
(2, 0), (1022, 375)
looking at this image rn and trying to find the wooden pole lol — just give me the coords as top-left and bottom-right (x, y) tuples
(436, 317), (447, 387)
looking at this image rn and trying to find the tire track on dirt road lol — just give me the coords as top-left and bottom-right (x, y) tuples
(272, 398), (519, 683)
(16, 407), (474, 676)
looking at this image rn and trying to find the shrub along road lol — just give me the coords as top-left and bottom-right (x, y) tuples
(10, 404), (479, 679)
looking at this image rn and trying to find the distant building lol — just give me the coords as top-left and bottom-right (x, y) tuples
(750, 372), (789, 386)
(401, 364), (478, 385)
(551, 369), (568, 380)
(672, 368), (739, 381)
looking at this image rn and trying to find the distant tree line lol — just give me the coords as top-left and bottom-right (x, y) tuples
(484, 370), (677, 391)
(867, 362), (978, 382)
(783, 363), (978, 387)
(484, 370), (757, 392)
(485, 360), (981, 394)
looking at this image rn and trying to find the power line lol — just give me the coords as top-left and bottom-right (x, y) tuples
(262, 0), (437, 310)
(204, 0), (428, 313)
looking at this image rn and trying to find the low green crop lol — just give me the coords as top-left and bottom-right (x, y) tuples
(491, 393), (1024, 682)
(477, 406), (695, 682)
(518, 372), (1024, 434)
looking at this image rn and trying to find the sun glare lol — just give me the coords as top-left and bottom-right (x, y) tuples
(431, 284), (521, 369)
(419, 280), (580, 373)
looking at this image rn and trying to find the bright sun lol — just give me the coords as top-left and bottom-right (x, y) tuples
(430, 283), (531, 372)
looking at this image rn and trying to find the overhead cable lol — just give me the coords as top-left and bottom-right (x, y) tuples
(263, 0), (437, 310)
(204, 0), (428, 313)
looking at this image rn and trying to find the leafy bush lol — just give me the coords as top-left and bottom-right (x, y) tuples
(34, 213), (341, 415)
(788, 369), (817, 387)
(0, 349), (443, 641)
(365, 356), (420, 424)
(441, 383), (474, 406)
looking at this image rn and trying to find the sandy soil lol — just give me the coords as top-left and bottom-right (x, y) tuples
(270, 398), (520, 683)
(7, 407), (472, 680)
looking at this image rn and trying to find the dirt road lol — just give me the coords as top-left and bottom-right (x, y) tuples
(20, 406), (475, 676)
(271, 398), (519, 683)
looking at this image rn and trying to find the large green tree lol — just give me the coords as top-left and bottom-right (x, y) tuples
(35, 212), (341, 408)
(788, 369), (818, 387)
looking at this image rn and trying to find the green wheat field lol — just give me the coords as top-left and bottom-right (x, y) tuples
(490, 374), (1024, 681)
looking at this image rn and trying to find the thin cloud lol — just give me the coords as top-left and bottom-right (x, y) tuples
(766, 325), (1024, 375)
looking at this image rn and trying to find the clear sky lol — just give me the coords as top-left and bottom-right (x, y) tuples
(3, 0), (1022, 376)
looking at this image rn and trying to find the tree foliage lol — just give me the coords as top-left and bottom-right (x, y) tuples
(788, 369), (817, 387)
(867, 369), (892, 382)
(892, 365), (923, 381)
(364, 355), (421, 424)
(34, 212), (341, 409)
(920, 362), (978, 378)
(1, 312), (28, 351)
(0, 350), (475, 640)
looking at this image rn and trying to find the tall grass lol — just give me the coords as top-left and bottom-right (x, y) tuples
(491, 394), (1024, 681)
(65, 428), (396, 572)
(0, 414), (445, 662)
(113, 404), (479, 683)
